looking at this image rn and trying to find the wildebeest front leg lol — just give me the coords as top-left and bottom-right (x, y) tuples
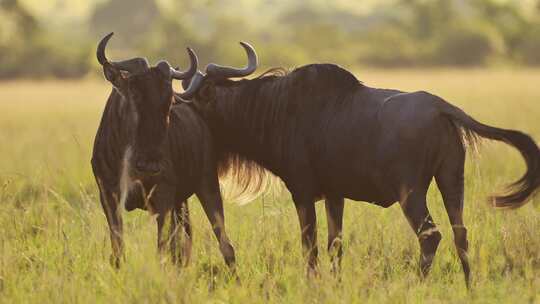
(325, 197), (344, 275)
(196, 180), (236, 270)
(156, 212), (167, 256)
(292, 195), (318, 276)
(96, 181), (124, 268)
(169, 200), (192, 266)
(400, 190), (442, 278)
(153, 186), (179, 261)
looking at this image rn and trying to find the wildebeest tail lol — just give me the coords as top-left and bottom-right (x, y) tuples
(436, 98), (540, 208)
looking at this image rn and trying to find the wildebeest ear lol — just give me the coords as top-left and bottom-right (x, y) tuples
(102, 63), (127, 90)
(156, 60), (172, 80)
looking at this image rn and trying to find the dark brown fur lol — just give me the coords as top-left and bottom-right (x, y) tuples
(186, 63), (539, 286)
(92, 66), (236, 269)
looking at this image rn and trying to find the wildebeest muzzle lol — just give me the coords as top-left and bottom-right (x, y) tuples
(133, 151), (163, 176)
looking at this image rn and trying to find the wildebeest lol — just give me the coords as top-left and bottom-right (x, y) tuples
(176, 44), (540, 286)
(91, 33), (236, 269)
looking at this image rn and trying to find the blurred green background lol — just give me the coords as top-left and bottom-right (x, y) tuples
(3, 0), (540, 78)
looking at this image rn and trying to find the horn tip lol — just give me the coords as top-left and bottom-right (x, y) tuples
(98, 32), (114, 45)
(185, 47), (198, 66)
(101, 32), (114, 44)
(240, 41), (256, 49)
(97, 32), (115, 65)
(187, 47), (197, 59)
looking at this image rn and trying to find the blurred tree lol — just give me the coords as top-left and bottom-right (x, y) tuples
(359, 25), (420, 67)
(0, 0), (90, 78)
(90, 0), (161, 48)
(0, 0), (38, 37)
(3, 0), (540, 77)
(140, 15), (202, 68)
(513, 23), (540, 65)
(433, 23), (494, 66)
(398, 0), (454, 40)
(471, 0), (528, 56)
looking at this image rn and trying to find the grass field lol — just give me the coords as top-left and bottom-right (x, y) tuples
(0, 69), (538, 303)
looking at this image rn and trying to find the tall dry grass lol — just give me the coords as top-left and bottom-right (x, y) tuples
(0, 69), (538, 303)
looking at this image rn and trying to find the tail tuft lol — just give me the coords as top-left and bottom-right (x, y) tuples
(437, 98), (540, 208)
(487, 130), (540, 209)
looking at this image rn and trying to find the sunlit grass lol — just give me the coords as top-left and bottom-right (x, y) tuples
(0, 70), (538, 303)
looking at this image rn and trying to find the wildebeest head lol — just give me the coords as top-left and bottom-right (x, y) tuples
(176, 42), (259, 102)
(97, 32), (198, 176)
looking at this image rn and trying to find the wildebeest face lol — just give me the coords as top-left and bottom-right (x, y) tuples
(96, 32), (199, 176)
(125, 68), (173, 176)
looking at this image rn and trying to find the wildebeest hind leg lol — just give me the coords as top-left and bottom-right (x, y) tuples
(436, 153), (470, 288)
(196, 179), (236, 271)
(400, 190), (442, 278)
(325, 197), (344, 276)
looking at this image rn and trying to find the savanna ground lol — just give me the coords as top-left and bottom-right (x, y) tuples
(0, 69), (538, 303)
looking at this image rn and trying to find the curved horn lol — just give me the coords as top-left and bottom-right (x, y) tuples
(175, 71), (204, 101)
(182, 78), (191, 90)
(96, 32), (114, 65)
(205, 41), (258, 78)
(96, 32), (149, 74)
(171, 48), (198, 80)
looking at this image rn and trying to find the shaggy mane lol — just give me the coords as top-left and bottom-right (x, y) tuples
(210, 64), (363, 202)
